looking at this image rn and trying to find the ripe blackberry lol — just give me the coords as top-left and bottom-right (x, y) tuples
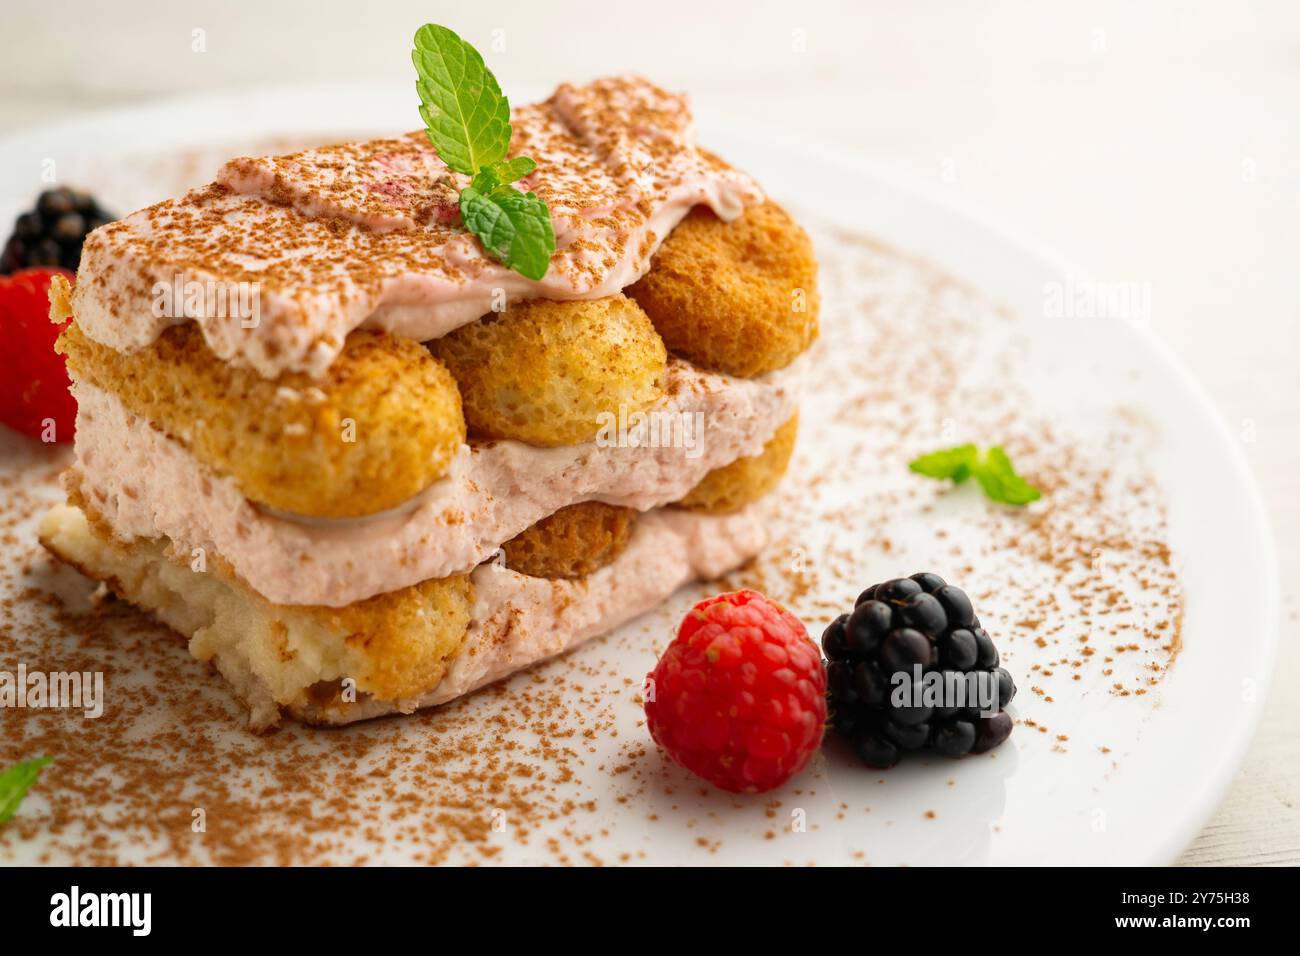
(0, 188), (115, 275)
(823, 572), (1016, 768)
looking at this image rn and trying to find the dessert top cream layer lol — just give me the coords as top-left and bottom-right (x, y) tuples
(72, 76), (764, 378)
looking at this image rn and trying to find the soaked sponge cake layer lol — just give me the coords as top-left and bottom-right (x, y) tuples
(40, 500), (767, 730)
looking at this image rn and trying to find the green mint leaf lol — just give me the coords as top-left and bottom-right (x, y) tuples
(489, 156), (537, 185)
(0, 757), (53, 825)
(412, 24), (511, 176)
(469, 166), (505, 194)
(469, 167), (500, 193)
(470, 158), (535, 194)
(909, 443), (1041, 506)
(460, 184), (556, 281)
(974, 446), (1042, 505)
(411, 25), (555, 280)
(909, 444), (978, 483)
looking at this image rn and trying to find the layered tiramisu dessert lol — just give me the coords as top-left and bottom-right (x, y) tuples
(38, 28), (818, 729)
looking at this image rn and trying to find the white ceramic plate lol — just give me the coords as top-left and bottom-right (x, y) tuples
(0, 85), (1279, 865)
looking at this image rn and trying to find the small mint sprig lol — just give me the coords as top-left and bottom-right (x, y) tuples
(909, 444), (1042, 506)
(412, 24), (556, 280)
(0, 757), (53, 826)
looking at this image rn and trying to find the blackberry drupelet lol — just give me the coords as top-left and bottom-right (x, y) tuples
(0, 188), (115, 275)
(822, 571), (1016, 768)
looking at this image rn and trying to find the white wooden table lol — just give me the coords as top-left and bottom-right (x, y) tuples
(2, 0), (1296, 865)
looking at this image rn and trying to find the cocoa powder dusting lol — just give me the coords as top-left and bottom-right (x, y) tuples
(0, 198), (1185, 864)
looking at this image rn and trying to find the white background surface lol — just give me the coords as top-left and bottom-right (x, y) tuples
(1, 0), (1296, 866)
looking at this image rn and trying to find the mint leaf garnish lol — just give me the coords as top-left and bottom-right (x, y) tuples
(487, 156), (537, 185)
(909, 444), (978, 484)
(460, 182), (556, 281)
(467, 161), (531, 195)
(413, 24), (555, 279)
(0, 757), (53, 825)
(412, 24), (510, 176)
(909, 444), (1041, 506)
(974, 446), (1042, 505)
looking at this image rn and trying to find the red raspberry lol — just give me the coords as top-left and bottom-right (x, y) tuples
(645, 589), (827, 793)
(0, 267), (76, 443)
